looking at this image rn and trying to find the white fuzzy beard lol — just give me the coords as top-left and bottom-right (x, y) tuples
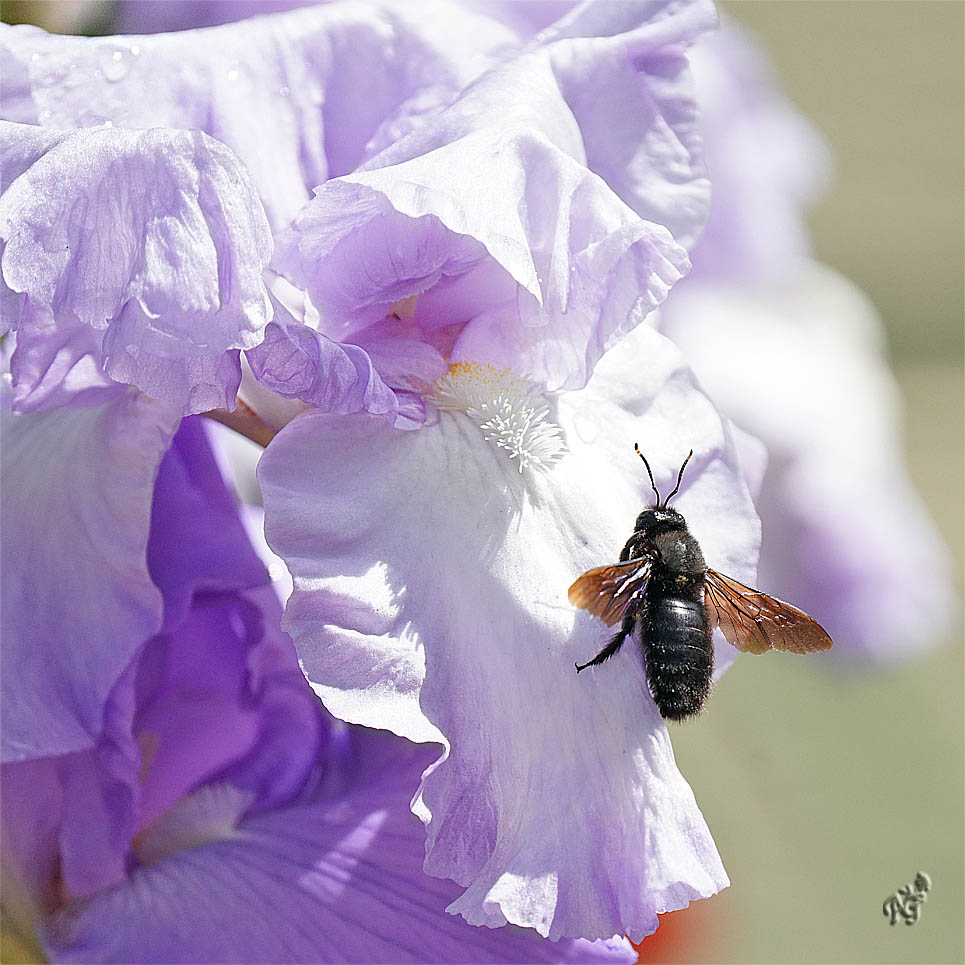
(425, 362), (566, 474)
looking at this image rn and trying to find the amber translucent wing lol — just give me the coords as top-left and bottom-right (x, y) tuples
(704, 570), (834, 655)
(568, 559), (651, 627)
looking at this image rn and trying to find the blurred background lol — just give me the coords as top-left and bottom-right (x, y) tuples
(2, 2), (962, 963)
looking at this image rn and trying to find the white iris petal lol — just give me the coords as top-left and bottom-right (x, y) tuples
(260, 324), (762, 941)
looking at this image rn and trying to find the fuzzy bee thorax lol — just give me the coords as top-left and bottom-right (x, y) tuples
(652, 529), (706, 575)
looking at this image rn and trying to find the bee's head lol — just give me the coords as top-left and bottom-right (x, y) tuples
(634, 506), (685, 536)
(633, 444), (693, 513)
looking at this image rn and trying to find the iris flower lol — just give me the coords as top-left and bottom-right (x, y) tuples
(7, 0), (935, 961)
(0, 0), (757, 956)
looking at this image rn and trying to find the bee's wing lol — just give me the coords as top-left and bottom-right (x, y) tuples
(704, 569), (834, 655)
(568, 558), (651, 627)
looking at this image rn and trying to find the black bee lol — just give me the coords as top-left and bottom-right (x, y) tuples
(570, 444), (833, 721)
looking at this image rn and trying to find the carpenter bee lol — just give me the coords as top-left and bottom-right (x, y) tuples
(570, 445), (833, 720)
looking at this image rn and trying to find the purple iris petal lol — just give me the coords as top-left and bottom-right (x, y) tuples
(136, 417), (324, 823)
(56, 656), (141, 900)
(201, 586), (325, 811)
(147, 417), (268, 633)
(41, 733), (635, 965)
(1, 390), (179, 762)
(0, 6), (517, 229)
(2, 578), (325, 926)
(0, 121), (272, 414)
(274, 186), (488, 339)
(349, 313), (449, 394)
(132, 586), (323, 829)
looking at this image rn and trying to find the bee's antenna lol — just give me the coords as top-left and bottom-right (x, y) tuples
(664, 449), (694, 505)
(634, 443), (661, 505)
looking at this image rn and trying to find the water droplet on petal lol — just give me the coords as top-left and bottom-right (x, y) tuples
(572, 409), (600, 445)
(278, 85), (290, 97)
(30, 52), (40, 62)
(130, 44), (141, 56)
(98, 47), (130, 82)
(226, 67), (240, 82)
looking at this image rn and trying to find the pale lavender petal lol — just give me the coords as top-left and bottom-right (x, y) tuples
(269, 1), (712, 391)
(114, 0), (573, 41)
(101, 344), (245, 418)
(43, 734), (634, 964)
(7, 303), (116, 411)
(260, 323), (761, 940)
(663, 261), (956, 660)
(274, 182), (487, 338)
(245, 299), (399, 422)
(0, 390), (179, 762)
(0, 5), (517, 228)
(348, 314), (448, 395)
(685, 19), (830, 283)
(0, 37), (35, 125)
(275, 57), (693, 391)
(350, 0), (714, 246)
(0, 121), (272, 413)
(460, 0), (574, 38)
(530, 0), (715, 246)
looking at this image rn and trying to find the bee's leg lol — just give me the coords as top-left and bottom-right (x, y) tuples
(575, 603), (638, 673)
(619, 539), (639, 562)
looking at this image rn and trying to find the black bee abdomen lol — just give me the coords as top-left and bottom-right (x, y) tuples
(641, 594), (713, 721)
